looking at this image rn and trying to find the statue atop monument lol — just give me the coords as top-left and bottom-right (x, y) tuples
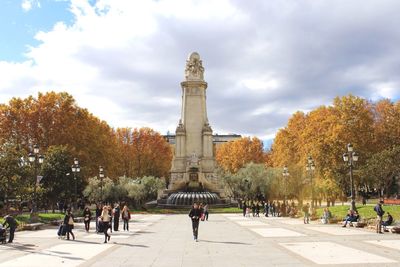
(184, 52), (204, 81)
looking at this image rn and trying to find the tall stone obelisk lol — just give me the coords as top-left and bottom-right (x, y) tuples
(169, 52), (217, 192)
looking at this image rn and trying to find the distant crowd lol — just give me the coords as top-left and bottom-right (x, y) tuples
(241, 200), (299, 218)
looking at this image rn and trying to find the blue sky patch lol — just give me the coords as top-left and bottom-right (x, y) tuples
(0, 0), (74, 62)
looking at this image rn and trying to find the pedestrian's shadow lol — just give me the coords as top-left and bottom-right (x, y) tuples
(69, 239), (101, 245)
(1, 243), (36, 251)
(113, 242), (149, 248)
(200, 240), (252, 245)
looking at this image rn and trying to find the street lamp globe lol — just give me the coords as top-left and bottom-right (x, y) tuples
(99, 166), (104, 172)
(71, 165), (77, 172)
(38, 155), (44, 164)
(76, 166), (81, 172)
(343, 153), (349, 162)
(283, 166), (288, 172)
(28, 153), (35, 163)
(33, 144), (39, 154)
(74, 158), (79, 165)
(347, 143), (353, 152)
(99, 173), (105, 178)
(352, 152), (359, 162)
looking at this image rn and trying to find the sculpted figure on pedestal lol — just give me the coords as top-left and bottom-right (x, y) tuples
(185, 52), (204, 81)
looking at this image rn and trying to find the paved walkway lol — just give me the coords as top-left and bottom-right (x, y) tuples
(1, 213), (400, 266)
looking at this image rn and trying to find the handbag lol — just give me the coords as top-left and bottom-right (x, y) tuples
(68, 216), (74, 225)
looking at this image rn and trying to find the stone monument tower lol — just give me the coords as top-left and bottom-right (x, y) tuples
(169, 52), (217, 192)
(157, 52), (228, 207)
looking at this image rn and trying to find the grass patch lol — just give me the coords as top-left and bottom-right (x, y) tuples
(315, 204), (400, 221)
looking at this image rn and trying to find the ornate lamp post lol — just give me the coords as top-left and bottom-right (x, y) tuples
(306, 156), (316, 209)
(99, 166), (105, 203)
(343, 143), (359, 211)
(28, 144), (44, 221)
(71, 158), (80, 209)
(282, 166), (289, 216)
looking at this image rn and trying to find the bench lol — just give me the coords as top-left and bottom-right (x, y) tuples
(74, 217), (84, 223)
(384, 199), (400, 205)
(50, 219), (63, 226)
(22, 223), (44, 230)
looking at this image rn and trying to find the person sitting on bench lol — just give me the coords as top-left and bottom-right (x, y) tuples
(382, 212), (393, 232)
(342, 210), (358, 227)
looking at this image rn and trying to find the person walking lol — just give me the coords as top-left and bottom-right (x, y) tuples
(108, 205), (113, 233)
(113, 204), (120, 231)
(264, 201), (269, 217)
(83, 207), (92, 232)
(242, 201), (247, 217)
(63, 209), (75, 240)
(101, 206), (111, 243)
(204, 204), (209, 221)
(95, 204), (102, 233)
(374, 201), (385, 234)
(121, 205), (131, 231)
(189, 203), (202, 242)
(3, 215), (18, 243)
(303, 203), (310, 224)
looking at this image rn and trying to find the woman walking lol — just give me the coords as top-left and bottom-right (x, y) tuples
(83, 207), (92, 232)
(122, 205), (131, 231)
(63, 209), (75, 240)
(101, 206), (111, 243)
(189, 203), (203, 242)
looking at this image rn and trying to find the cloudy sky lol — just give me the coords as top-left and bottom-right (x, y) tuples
(1, 0), (400, 146)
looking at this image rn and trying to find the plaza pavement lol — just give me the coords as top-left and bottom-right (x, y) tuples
(1, 213), (400, 266)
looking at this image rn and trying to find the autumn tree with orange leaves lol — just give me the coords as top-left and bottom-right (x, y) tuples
(0, 92), (172, 206)
(114, 127), (172, 179)
(271, 95), (400, 204)
(216, 137), (265, 173)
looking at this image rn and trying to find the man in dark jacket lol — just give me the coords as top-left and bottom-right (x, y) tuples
(374, 201), (385, 234)
(113, 204), (120, 231)
(95, 204), (102, 233)
(3, 215), (18, 243)
(189, 203), (202, 242)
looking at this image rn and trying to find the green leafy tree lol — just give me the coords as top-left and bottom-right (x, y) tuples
(41, 145), (78, 210)
(0, 143), (30, 211)
(361, 146), (400, 197)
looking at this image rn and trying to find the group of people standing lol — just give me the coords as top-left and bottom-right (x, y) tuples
(59, 203), (131, 243)
(188, 203), (209, 242)
(242, 200), (298, 218)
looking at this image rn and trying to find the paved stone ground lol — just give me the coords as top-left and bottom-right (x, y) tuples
(1, 213), (400, 266)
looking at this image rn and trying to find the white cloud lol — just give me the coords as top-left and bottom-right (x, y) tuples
(21, 0), (40, 12)
(3, 0), (400, 140)
(370, 82), (398, 100)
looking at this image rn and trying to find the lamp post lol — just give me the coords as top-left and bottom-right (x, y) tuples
(99, 166), (104, 203)
(71, 158), (80, 210)
(282, 166), (289, 216)
(28, 144), (44, 221)
(343, 143), (359, 211)
(306, 156), (316, 210)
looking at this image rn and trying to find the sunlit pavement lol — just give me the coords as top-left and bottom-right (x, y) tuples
(1, 213), (400, 266)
